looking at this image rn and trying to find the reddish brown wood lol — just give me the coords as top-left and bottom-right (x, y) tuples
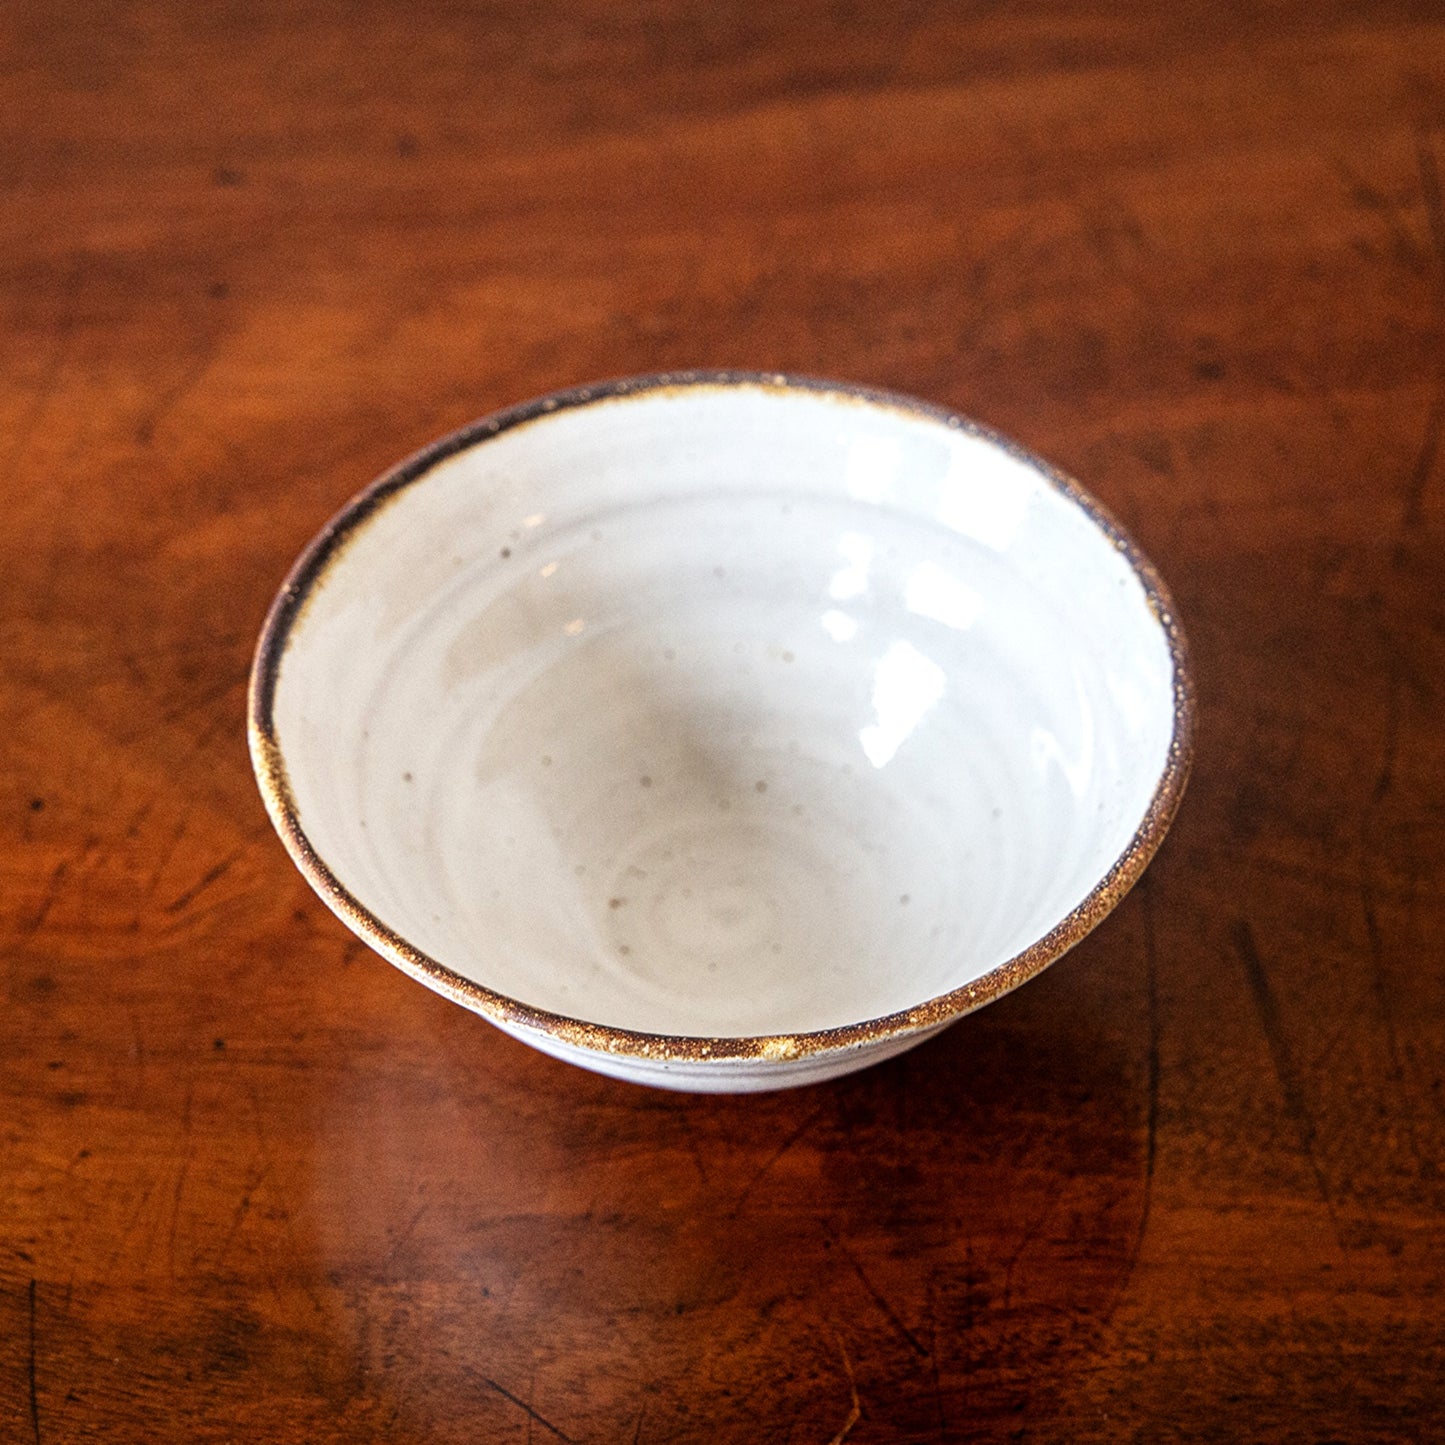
(3, 2), (1443, 1439)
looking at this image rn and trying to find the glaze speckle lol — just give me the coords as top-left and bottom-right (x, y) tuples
(248, 372), (1193, 1092)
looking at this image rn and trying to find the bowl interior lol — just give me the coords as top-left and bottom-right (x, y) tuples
(261, 383), (1180, 1038)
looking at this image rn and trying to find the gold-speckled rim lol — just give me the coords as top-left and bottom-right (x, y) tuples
(249, 371), (1195, 1065)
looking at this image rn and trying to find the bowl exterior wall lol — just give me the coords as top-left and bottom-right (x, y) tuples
(491, 1015), (952, 1092)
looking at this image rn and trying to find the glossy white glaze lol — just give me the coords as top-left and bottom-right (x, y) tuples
(256, 380), (1185, 1090)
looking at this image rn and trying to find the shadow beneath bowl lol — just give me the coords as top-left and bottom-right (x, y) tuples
(303, 908), (1153, 1443)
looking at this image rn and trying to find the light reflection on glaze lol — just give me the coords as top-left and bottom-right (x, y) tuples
(859, 640), (948, 770)
(904, 559), (983, 633)
(828, 532), (873, 602)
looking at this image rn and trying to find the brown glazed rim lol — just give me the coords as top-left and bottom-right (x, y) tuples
(248, 371), (1196, 1066)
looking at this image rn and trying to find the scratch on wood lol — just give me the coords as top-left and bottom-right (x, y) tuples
(1137, 874), (1161, 1259)
(382, 1202), (429, 1272)
(728, 1104), (825, 1217)
(998, 1184), (1062, 1311)
(27, 861), (68, 934)
(145, 812), (190, 897)
(1361, 880), (1438, 1150)
(1417, 130), (1445, 290)
(28, 1277), (41, 1445)
(120, 796), (156, 842)
(925, 1280), (946, 1441)
(163, 849), (242, 914)
(826, 1330), (862, 1445)
(477, 1374), (578, 1444)
(212, 1161), (269, 1274)
(1371, 660), (1404, 806)
(167, 1080), (196, 1278)
(827, 1227), (929, 1358)
(135, 340), (215, 446)
(94, 1176), (158, 1299)
(127, 1008), (146, 1081)
(1331, 156), (1427, 272)
(1400, 382), (1443, 534)
(679, 1116), (710, 1185)
(158, 673), (241, 733)
(268, 1179), (332, 1325)
(631, 1404), (645, 1444)
(1357, 652), (1432, 1146)
(1359, 888), (1400, 1085)
(1231, 919), (1346, 1251)
(3, 265), (80, 483)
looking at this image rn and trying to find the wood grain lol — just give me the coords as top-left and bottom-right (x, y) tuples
(3, 2), (1443, 1439)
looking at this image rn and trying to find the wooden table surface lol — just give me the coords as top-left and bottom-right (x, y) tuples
(4, 2), (1443, 1440)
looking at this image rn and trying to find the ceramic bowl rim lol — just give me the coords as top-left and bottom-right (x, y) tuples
(248, 370), (1196, 1065)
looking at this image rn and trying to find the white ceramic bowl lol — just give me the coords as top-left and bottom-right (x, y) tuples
(250, 374), (1193, 1092)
